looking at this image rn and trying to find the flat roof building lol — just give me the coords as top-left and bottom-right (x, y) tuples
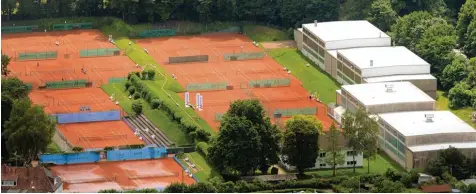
(331, 82), (435, 123)
(377, 111), (476, 170)
(294, 20), (391, 78)
(336, 46), (437, 98)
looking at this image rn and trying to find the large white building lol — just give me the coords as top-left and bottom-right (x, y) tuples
(377, 111), (476, 170)
(330, 82), (435, 123)
(294, 20), (391, 77)
(336, 46), (437, 98)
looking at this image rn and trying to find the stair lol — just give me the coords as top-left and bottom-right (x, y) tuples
(124, 114), (174, 148)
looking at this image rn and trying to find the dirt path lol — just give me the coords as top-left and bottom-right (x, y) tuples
(261, 40), (296, 49)
(53, 131), (72, 152)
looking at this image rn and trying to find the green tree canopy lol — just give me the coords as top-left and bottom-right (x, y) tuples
(281, 115), (322, 175)
(322, 123), (345, 176)
(208, 115), (261, 175)
(132, 100), (143, 115)
(426, 147), (472, 180)
(225, 99), (281, 174)
(3, 99), (55, 165)
(1, 77), (32, 100)
(441, 55), (469, 90)
(456, 0), (476, 57)
(367, 0), (397, 32)
(1, 54), (11, 76)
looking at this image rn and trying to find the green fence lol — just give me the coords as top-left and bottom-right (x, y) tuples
(108, 77), (127, 84)
(273, 107), (317, 117)
(2, 25), (38, 34)
(224, 52), (265, 61)
(80, 48), (120, 57)
(215, 113), (225, 121)
(186, 82), (228, 92)
(139, 29), (176, 38)
(45, 80), (87, 89)
(52, 22), (93, 31)
(248, 78), (290, 88)
(18, 51), (57, 61)
(169, 55), (209, 64)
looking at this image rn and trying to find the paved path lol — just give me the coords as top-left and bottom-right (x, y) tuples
(53, 131), (72, 152)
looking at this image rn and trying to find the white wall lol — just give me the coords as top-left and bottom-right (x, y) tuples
(280, 150), (364, 171)
(325, 37), (391, 50)
(361, 65), (430, 78)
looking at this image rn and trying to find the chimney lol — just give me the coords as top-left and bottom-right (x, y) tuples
(314, 20), (317, 27)
(370, 60), (373, 67)
(424, 114), (434, 122)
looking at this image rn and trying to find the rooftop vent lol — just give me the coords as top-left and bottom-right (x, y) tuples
(385, 84), (394, 92)
(314, 20), (317, 27)
(424, 114), (434, 122)
(370, 60), (373, 67)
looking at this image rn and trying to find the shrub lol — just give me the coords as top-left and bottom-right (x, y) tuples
(141, 71), (148, 80)
(133, 92), (141, 99)
(147, 70), (156, 80)
(128, 86), (135, 95)
(72, 146), (84, 152)
(196, 141), (209, 157)
(103, 146), (114, 151)
(195, 128), (211, 142)
(132, 100), (143, 115)
(134, 71), (141, 78)
(400, 173), (413, 188)
(151, 98), (161, 109)
(125, 81), (132, 90)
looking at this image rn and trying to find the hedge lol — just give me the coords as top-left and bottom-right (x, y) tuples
(196, 141), (209, 157)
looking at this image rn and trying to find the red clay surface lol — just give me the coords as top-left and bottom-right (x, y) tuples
(29, 88), (144, 149)
(2, 30), (139, 88)
(139, 34), (333, 131)
(57, 121), (144, 149)
(49, 158), (195, 193)
(29, 88), (120, 114)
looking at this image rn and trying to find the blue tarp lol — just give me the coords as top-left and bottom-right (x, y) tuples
(106, 147), (167, 161)
(39, 151), (100, 165)
(57, 110), (120, 124)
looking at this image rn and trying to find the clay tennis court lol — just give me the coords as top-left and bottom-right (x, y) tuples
(2, 30), (139, 88)
(29, 88), (119, 114)
(148, 33), (333, 131)
(50, 158), (195, 192)
(57, 120), (144, 149)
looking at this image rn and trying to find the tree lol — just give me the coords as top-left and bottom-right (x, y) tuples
(448, 81), (474, 108)
(226, 99), (281, 174)
(390, 11), (446, 52)
(1, 94), (13, 161)
(415, 21), (457, 77)
(281, 115), (322, 175)
(341, 108), (378, 173)
(208, 115), (261, 175)
(280, 0), (338, 28)
(1, 77), (32, 99)
(322, 123), (345, 176)
(391, 0), (448, 16)
(131, 100), (143, 115)
(426, 147), (471, 179)
(147, 69), (155, 80)
(372, 179), (405, 193)
(3, 99), (55, 165)
(456, 0), (476, 57)
(400, 173), (413, 188)
(162, 182), (188, 193)
(441, 55), (469, 90)
(367, 0), (397, 32)
(339, 0), (373, 20)
(187, 182), (218, 193)
(1, 54), (11, 76)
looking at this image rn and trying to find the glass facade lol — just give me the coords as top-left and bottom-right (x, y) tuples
(379, 120), (406, 161)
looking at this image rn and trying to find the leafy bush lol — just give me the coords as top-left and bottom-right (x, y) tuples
(125, 81), (132, 90)
(400, 173), (413, 188)
(103, 146), (114, 151)
(195, 128), (211, 142)
(196, 141), (209, 157)
(151, 98), (161, 109)
(128, 86), (135, 95)
(147, 70), (156, 80)
(141, 71), (148, 80)
(133, 92), (141, 99)
(72, 146), (84, 152)
(132, 100), (143, 115)
(134, 71), (141, 78)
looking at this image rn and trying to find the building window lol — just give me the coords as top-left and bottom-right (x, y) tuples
(346, 161), (357, 165)
(319, 152), (326, 158)
(2, 180), (17, 186)
(320, 163), (326, 167)
(347, 151), (355, 156)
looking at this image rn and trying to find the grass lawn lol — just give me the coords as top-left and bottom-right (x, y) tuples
(46, 142), (62, 153)
(178, 152), (213, 182)
(436, 91), (475, 128)
(305, 152), (405, 177)
(268, 48), (340, 104)
(244, 24), (290, 42)
(101, 83), (192, 146)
